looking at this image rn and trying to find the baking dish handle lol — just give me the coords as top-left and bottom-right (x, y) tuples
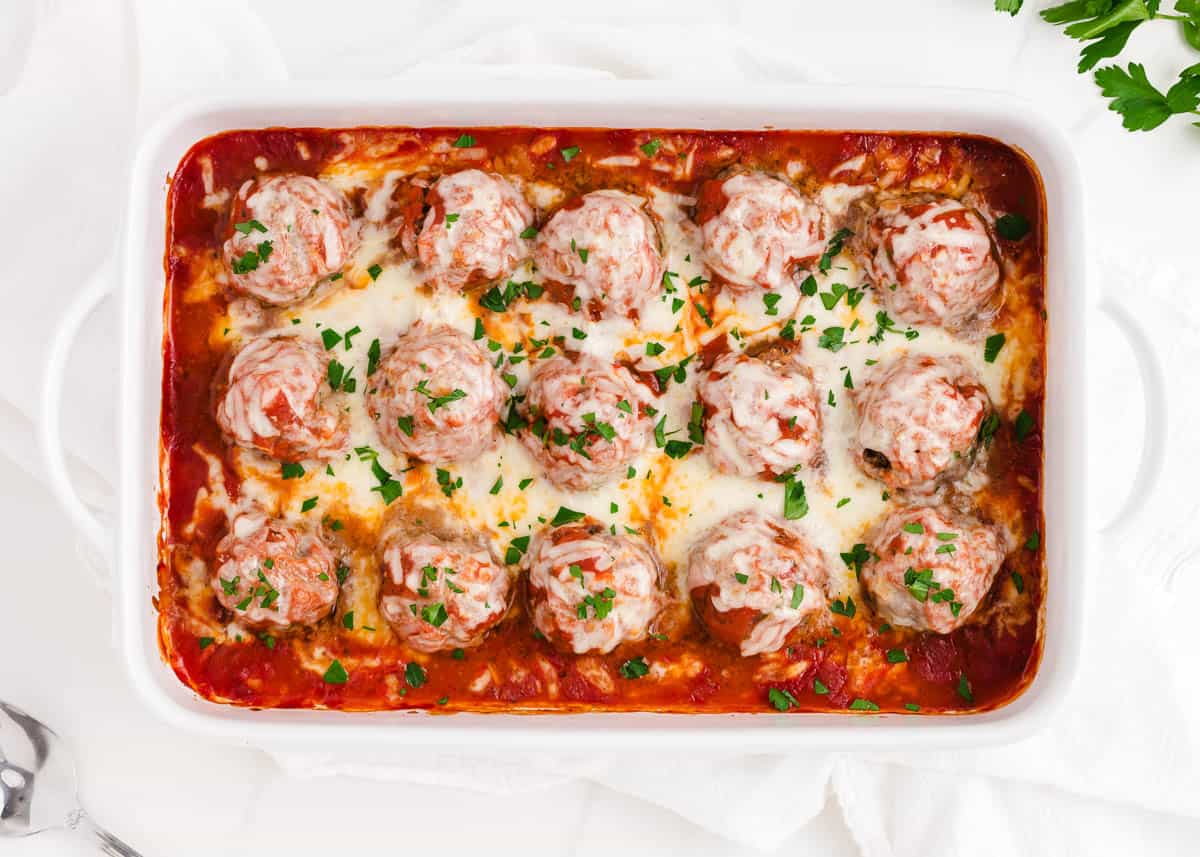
(39, 268), (113, 560)
(1095, 295), (1167, 534)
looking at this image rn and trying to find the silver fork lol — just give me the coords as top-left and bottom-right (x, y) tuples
(0, 700), (143, 855)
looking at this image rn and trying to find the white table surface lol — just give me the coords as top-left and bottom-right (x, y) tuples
(3, 1), (1199, 854)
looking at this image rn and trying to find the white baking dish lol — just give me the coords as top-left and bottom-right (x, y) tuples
(42, 82), (1118, 749)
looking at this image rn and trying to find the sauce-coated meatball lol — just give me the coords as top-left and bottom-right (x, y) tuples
(697, 172), (826, 294)
(688, 510), (830, 656)
(524, 521), (664, 654)
(212, 512), (339, 630)
(223, 175), (358, 306)
(861, 505), (1006, 634)
(533, 190), (663, 319)
(378, 530), (510, 652)
(215, 336), (349, 462)
(698, 348), (823, 479)
(518, 353), (654, 490)
(365, 324), (508, 465)
(416, 169), (534, 291)
(857, 195), (1001, 333)
(851, 353), (990, 494)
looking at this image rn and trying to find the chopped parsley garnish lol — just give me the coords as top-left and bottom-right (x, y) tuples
(452, 133), (476, 147)
(300, 496), (318, 513)
(619, 656), (650, 679)
(550, 506), (585, 526)
(957, 674), (974, 704)
(560, 145), (580, 162)
(405, 662), (427, 688)
(978, 412), (1001, 446)
(886, 649), (908, 664)
(867, 310), (919, 344)
(366, 338), (382, 375)
(763, 292), (782, 316)
(367, 263), (382, 281)
(783, 475), (808, 520)
(840, 543), (871, 578)
(813, 679), (829, 695)
(1014, 409), (1035, 441)
(768, 687), (799, 711)
(639, 139), (662, 157)
(902, 522), (925, 535)
(645, 341), (666, 356)
(342, 611), (355, 629)
(818, 228), (853, 274)
(504, 535), (531, 565)
(520, 226), (538, 239)
(231, 240), (273, 274)
(281, 462), (305, 479)
(323, 659), (349, 684)
(396, 415), (415, 436)
(518, 477), (534, 491)
(577, 587), (616, 620)
(198, 637), (215, 650)
(995, 212), (1030, 240)
(1025, 530), (1041, 551)
(1012, 571), (1026, 594)
(984, 332), (1007, 363)
(799, 274), (818, 296)
(421, 603), (449, 627)
(479, 279), (541, 312)
(233, 219), (267, 235)
(849, 698), (879, 712)
(830, 596), (856, 618)
(817, 326), (846, 352)
(780, 318), (797, 341)
(790, 584), (805, 609)
(413, 379), (467, 412)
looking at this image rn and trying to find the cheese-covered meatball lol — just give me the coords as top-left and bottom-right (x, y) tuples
(378, 531), (510, 653)
(518, 353), (654, 490)
(858, 196), (1001, 333)
(524, 521), (664, 654)
(416, 169), (535, 292)
(365, 324), (508, 465)
(223, 175), (358, 306)
(688, 510), (830, 656)
(212, 512), (339, 630)
(215, 336), (349, 462)
(851, 354), (990, 494)
(533, 190), (663, 319)
(862, 505), (1007, 634)
(697, 172), (826, 294)
(698, 348), (823, 479)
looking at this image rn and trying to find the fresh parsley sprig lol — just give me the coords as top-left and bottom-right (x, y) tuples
(996, 0), (1200, 133)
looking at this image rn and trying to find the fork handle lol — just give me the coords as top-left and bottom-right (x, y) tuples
(74, 811), (145, 857)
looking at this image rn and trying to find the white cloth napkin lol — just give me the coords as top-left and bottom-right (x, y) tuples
(7, 1), (1200, 853)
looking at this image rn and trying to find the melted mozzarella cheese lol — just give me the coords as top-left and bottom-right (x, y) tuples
(213, 165), (1019, 622)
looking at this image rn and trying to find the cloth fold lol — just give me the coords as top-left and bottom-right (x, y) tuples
(6, 1), (1200, 853)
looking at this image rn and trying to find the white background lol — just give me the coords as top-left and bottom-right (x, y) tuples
(2, 1), (1200, 854)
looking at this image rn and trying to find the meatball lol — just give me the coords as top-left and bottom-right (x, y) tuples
(223, 175), (358, 306)
(378, 531), (510, 652)
(524, 521), (664, 654)
(215, 336), (349, 462)
(698, 348), (823, 479)
(861, 505), (1007, 634)
(416, 169), (535, 292)
(857, 195), (1001, 333)
(688, 510), (830, 656)
(697, 172), (826, 294)
(518, 353), (654, 490)
(851, 353), (990, 494)
(212, 511), (339, 630)
(365, 324), (508, 465)
(533, 190), (663, 319)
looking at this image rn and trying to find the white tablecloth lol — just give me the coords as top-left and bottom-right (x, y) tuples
(3, 2), (1200, 854)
